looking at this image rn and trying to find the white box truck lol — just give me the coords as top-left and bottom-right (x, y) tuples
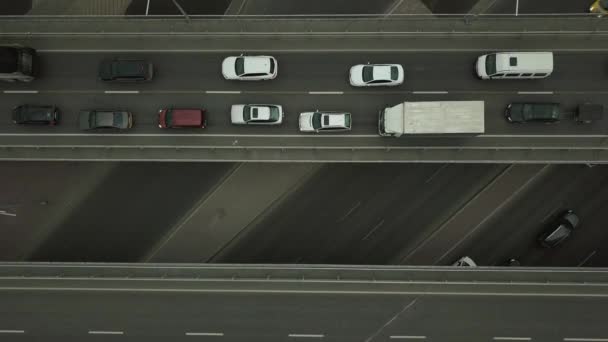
(378, 101), (485, 137)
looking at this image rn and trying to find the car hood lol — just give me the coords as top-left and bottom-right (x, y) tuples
(349, 65), (364, 85)
(231, 104), (246, 123)
(299, 112), (314, 131)
(222, 57), (238, 79)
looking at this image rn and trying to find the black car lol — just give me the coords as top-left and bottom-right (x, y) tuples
(98, 59), (153, 82)
(12, 105), (59, 125)
(79, 110), (133, 130)
(538, 210), (580, 248)
(505, 103), (560, 123)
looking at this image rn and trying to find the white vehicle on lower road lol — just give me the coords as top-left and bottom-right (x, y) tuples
(299, 111), (352, 132)
(231, 104), (283, 125)
(349, 63), (404, 87)
(222, 55), (277, 80)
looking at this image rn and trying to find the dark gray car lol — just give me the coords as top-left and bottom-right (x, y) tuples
(505, 103), (560, 123)
(79, 110), (133, 130)
(12, 105), (59, 125)
(98, 59), (153, 82)
(538, 210), (579, 248)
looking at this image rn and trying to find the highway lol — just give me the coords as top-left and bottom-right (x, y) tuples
(1, 263), (608, 341)
(1, 51), (608, 161)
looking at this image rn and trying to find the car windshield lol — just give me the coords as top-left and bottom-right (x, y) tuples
(269, 106), (280, 121)
(112, 112), (122, 126)
(545, 225), (569, 244)
(235, 57), (245, 76)
(362, 66), (374, 82)
(312, 112), (322, 129)
(165, 109), (173, 126)
(243, 105), (251, 121)
(344, 114), (351, 128)
(269, 59), (275, 74)
(390, 66), (398, 80)
(485, 54), (497, 75)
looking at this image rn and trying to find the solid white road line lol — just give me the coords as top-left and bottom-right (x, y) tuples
(103, 90), (139, 94)
(88, 330), (124, 335)
(308, 91), (343, 95)
(564, 338), (608, 341)
(390, 336), (427, 339)
(205, 90), (241, 94)
(185, 332), (224, 336)
(412, 91), (448, 94)
(493, 337), (532, 341)
(3, 90), (38, 94)
(288, 334), (325, 338)
(0, 330), (25, 334)
(516, 91), (554, 95)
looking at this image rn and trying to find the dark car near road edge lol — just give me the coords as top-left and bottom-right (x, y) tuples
(98, 59), (153, 82)
(12, 105), (59, 125)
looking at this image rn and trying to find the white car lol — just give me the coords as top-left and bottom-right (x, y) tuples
(349, 63), (404, 87)
(222, 55), (277, 80)
(452, 256), (477, 267)
(231, 104), (283, 125)
(299, 111), (352, 133)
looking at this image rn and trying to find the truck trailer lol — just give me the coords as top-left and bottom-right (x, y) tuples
(378, 101), (485, 137)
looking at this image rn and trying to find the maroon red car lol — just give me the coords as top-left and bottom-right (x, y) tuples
(158, 108), (206, 129)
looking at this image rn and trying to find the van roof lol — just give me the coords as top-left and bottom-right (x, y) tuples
(168, 108), (204, 126)
(495, 52), (553, 73)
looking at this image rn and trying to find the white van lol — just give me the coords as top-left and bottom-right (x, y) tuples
(475, 52), (553, 80)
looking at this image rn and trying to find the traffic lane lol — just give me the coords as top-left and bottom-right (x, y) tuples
(458, 164), (608, 266)
(1, 290), (414, 341)
(322, 164), (507, 265)
(4, 51), (608, 93)
(216, 163), (505, 264)
(1, 92), (607, 135)
(28, 162), (234, 262)
(3, 291), (608, 341)
(486, 0), (594, 14)
(216, 163), (437, 263)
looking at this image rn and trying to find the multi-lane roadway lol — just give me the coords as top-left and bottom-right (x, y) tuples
(1, 51), (608, 161)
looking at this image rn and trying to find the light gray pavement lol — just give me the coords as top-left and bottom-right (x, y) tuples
(143, 162), (321, 262)
(386, 0), (432, 14)
(397, 164), (550, 265)
(0, 162), (118, 260)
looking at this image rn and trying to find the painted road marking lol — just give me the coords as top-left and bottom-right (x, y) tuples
(390, 336), (427, 339)
(186, 332), (224, 336)
(493, 337), (532, 341)
(88, 330), (124, 335)
(564, 338), (608, 341)
(517, 91), (554, 95)
(308, 91), (343, 95)
(3, 90), (38, 94)
(104, 90), (139, 94)
(288, 334), (325, 338)
(412, 91), (448, 94)
(0, 330), (25, 334)
(205, 90), (241, 94)
(0, 210), (16, 217)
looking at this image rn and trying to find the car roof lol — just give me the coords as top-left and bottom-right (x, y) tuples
(250, 105), (271, 120)
(372, 65), (393, 81)
(243, 56), (271, 74)
(320, 112), (349, 128)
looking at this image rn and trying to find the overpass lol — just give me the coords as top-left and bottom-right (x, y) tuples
(1, 262), (608, 341)
(2, 16), (608, 163)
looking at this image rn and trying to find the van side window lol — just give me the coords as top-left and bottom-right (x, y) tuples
(492, 73), (505, 77)
(505, 73), (520, 77)
(533, 73), (548, 77)
(509, 57), (518, 66)
(521, 73), (533, 77)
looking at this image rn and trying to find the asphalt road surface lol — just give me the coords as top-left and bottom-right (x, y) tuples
(2, 51), (608, 137)
(1, 272), (608, 342)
